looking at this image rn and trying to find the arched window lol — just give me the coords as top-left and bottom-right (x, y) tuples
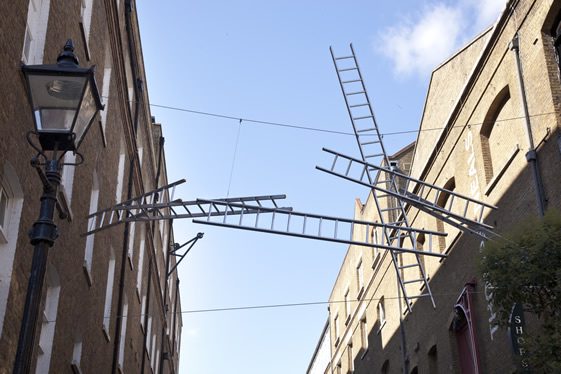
(480, 86), (511, 184)
(0, 162), (24, 337)
(436, 178), (456, 252)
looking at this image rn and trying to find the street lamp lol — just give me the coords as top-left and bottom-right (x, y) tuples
(13, 39), (103, 374)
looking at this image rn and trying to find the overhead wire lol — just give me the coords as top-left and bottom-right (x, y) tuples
(44, 290), (490, 322)
(146, 101), (557, 138)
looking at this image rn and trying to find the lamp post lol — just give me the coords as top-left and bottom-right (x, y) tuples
(13, 39), (103, 374)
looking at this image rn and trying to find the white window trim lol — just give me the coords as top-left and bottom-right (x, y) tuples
(102, 248), (116, 337)
(0, 164), (24, 338)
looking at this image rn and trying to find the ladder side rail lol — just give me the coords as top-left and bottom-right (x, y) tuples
(192, 218), (447, 258)
(322, 148), (497, 209)
(316, 164), (494, 231)
(330, 46), (372, 183)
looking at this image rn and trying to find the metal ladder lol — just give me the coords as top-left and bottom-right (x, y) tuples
(331, 44), (435, 310)
(317, 148), (497, 239)
(193, 199), (447, 258)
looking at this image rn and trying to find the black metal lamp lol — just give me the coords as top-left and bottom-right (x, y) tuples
(21, 39), (103, 152)
(13, 39), (103, 374)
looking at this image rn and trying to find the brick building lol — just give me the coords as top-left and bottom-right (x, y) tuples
(312, 0), (561, 373)
(0, 1), (181, 373)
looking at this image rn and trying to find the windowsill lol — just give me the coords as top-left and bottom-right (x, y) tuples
(83, 263), (93, 287)
(99, 119), (107, 148)
(484, 145), (520, 196)
(127, 254), (134, 271)
(372, 253), (381, 270)
(136, 287), (141, 303)
(79, 21), (91, 61)
(71, 361), (83, 374)
(377, 320), (386, 335)
(102, 324), (111, 342)
(58, 185), (73, 222)
(360, 347), (369, 360)
(0, 225), (8, 244)
(357, 286), (364, 300)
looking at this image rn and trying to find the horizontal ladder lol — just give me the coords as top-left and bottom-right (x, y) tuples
(84, 192), (290, 236)
(193, 199), (447, 258)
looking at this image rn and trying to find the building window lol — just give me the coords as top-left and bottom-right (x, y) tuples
(127, 221), (136, 265)
(334, 314), (340, 346)
(344, 288), (351, 324)
(36, 266), (60, 374)
(136, 225), (146, 296)
(436, 178), (456, 253)
(480, 86), (511, 184)
(356, 259), (364, 299)
(428, 344), (438, 373)
(0, 182), (10, 240)
(117, 296), (128, 371)
(416, 233), (427, 279)
(347, 344), (354, 373)
(100, 43), (112, 139)
(84, 171), (99, 282)
(115, 139), (126, 203)
(59, 153), (76, 212)
(360, 318), (368, 354)
(71, 339), (82, 373)
(146, 315), (153, 352)
(80, 0), (93, 53)
(22, 0), (51, 64)
(102, 247), (116, 338)
(0, 163), (24, 337)
(377, 297), (386, 330)
(140, 294), (147, 330)
(554, 18), (561, 71)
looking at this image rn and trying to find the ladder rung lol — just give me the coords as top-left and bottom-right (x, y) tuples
(338, 67), (358, 72)
(342, 79), (361, 84)
(403, 279), (424, 285)
(381, 207), (401, 212)
(349, 103), (369, 108)
(398, 264), (419, 270)
(376, 194), (392, 199)
(360, 140), (380, 146)
(366, 153), (384, 158)
(407, 294), (431, 299)
(335, 55), (354, 60)
(346, 91), (365, 96)
(352, 115), (373, 121)
(356, 128), (375, 133)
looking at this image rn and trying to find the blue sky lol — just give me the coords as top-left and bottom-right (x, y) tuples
(136, 1), (504, 373)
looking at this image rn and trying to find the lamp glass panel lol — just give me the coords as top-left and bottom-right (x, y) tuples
(73, 80), (98, 145)
(26, 73), (87, 132)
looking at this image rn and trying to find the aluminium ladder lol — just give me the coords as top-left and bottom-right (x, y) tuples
(330, 44), (435, 310)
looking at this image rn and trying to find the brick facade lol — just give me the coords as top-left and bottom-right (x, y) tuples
(0, 1), (181, 373)
(315, 0), (561, 373)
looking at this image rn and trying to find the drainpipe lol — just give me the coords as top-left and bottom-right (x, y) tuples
(510, 34), (547, 216)
(397, 280), (409, 374)
(111, 1), (144, 372)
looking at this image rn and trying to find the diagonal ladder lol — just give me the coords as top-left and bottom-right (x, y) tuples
(331, 44), (435, 310)
(317, 148), (497, 238)
(193, 199), (448, 258)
